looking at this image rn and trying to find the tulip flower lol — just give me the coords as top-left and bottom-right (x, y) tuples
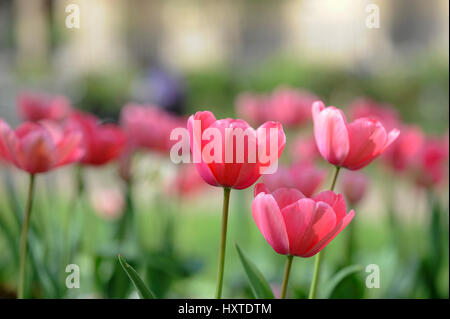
(252, 183), (354, 298)
(235, 87), (318, 128)
(269, 87), (317, 127)
(235, 92), (270, 127)
(0, 118), (83, 298)
(414, 137), (449, 189)
(263, 162), (326, 198)
(187, 111), (286, 190)
(17, 92), (71, 122)
(187, 110), (285, 298)
(67, 111), (127, 166)
(120, 103), (186, 154)
(341, 171), (369, 206)
(0, 120), (84, 174)
(290, 135), (321, 163)
(349, 97), (399, 131)
(312, 101), (400, 170)
(382, 125), (424, 172)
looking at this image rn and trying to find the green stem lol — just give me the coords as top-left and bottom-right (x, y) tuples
(308, 249), (322, 299)
(329, 166), (341, 191)
(18, 173), (36, 299)
(308, 165), (341, 299)
(215, 187), (231, 299)
(280, 255), (294, 299)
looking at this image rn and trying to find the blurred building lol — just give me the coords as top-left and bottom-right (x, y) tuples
(1, 0), (447, 73)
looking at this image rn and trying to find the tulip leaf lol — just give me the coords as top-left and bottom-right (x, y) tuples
(235, 243), (274, 299)
(118, 255), (156, 299)
(321, 264), (363, 299)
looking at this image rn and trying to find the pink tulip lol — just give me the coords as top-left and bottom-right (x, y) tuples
(187, 111), (286, 190)
(312, 101), (400, 170)
(67, 111), (126, 166)
(341, 171), (369, 206)
(252, 183), (354, 257)
(120, 103), (186, 154)
(235, 92), (270, 127)
(0, 119), (84, 174)
(382, 125), (424, 172)
(349, 97), (399, 131)
(235, 87), (318, 128)
(17, 92), (71, 122)
(289, 135), (320, 163)
(264, 162), (326, 197)
(414, 137), (449, 188)
(270, 87), (317, 127)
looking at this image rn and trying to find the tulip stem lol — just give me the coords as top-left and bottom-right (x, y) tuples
(215, 187), (231, 299)
(308, 249), (322, 299)
(280, 255), (294, 299)
(308, 165), (341, 299)
(18, 173), (36, 299)
(329, 166), (341, 191)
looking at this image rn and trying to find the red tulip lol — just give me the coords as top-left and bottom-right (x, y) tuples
(120, 103), (185, 154)
(341, 171), (369, 206)
(312, 101), (400, 170)
(414, 137), (449, 188)
(269, 87), (317, 127)
(0, 119), (84, 174)
(263, 162), (326, 197)
(17, 92), (71, 122)
(252, 183), (354, 257)
(67, 111), (126, 166)
(382, 125), (424, 172)
(187, 111), (286, 190)
(349, 97), (399, 131)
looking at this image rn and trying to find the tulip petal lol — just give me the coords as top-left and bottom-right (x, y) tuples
(313, 191), (347, 221)
(254, 183), (269, 197)
(281, 198), (316, 255)
(303, 210), (355, 257)
(187, 112), (219, 187)
(271, 188), (305, 210)
(0, 119), (12, 160)
(312, 102), (349, 166)
(256, 121), (286, 175)
(56, 132), (85, 167)
(208, 119), (257, 188)
(384, 129), (400, 151)
(252, 193), (289, 255)
(296, 202), (337, 256)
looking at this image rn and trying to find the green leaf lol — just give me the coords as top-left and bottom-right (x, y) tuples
(235, 243), (274, 299)
(118, 255), (156, 299)
(321, 264), (363, 299)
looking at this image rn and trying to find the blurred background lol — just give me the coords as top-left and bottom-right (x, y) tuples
(0, 0), (448, 299)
